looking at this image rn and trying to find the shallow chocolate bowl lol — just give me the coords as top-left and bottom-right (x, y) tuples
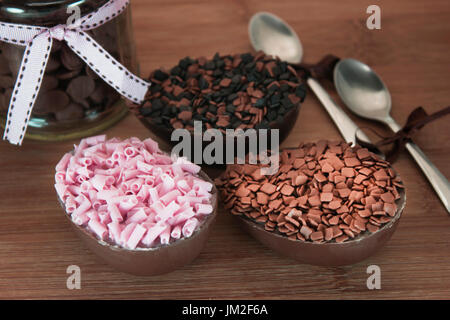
(58, 171), (218, 276)
(236, 183), (405, 266)
(128, 52), (307, 174)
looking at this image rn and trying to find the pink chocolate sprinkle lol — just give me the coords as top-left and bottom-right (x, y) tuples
(55, 135), (214, 249)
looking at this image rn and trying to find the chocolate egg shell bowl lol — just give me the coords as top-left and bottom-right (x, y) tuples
(130, 52), (307, 163)
(215, 141), (406, 266)
(55, 136), (218, 276)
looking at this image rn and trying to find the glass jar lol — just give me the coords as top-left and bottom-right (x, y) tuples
(0, 0), (139, 141)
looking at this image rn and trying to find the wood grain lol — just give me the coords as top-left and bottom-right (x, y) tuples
(0, 0), (449, 299)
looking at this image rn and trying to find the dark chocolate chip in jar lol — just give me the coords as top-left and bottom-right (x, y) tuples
(34, 90), (70, 114)
(56, 68), (83, 81)
(66, 76), (96, 101)
(46, 56), (62, 73)
(0, 93), (7, 112)
(0, 54), (10, 75)
(55, 103), (85, 121)
(40, 76), (59, 92)
(0, 75), (14, 88)
(60, 45), (84, 71)
(89, 85), (107, 104)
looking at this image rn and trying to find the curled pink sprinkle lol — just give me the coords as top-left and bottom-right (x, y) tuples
(56, 153), (72, 172)
(73, 211), (89, 226)
(99, 211), (112, 225)
(175, 157), (201, 174)
(96, 189), (120, 201)
(130, 178), (144, 193)
(143, 138), (160, 154)
(91, 175), (115, 192)
(80, 181), (91, 194)
(171, 164), (183, 176)
(148, 188), (159, 204)
(88, 219), (107, 240)
(74, 139), (88, 158)
(55, 183), (68, 201)
(65, 170), (76, 184)
(86, 210), (99, 221)
(176, 179), (190, 194)
(128, 208), (148, 223)
(55, 171), (66, 184)
(123, 169), (139, 181)
(137, 160), (153, 173)
(91, 154), (106, 166)
(72, 198), (91, 217)
(193, 179), (213, 194)
(107, 221), (122, 243)
(160, 189), (181, 206)
(141, 149), (155, 164)
(85, 134), (106, 146)
(65, 196), (77, 214)
(136, 185), (149, 202)
(120, 223), (137, 245)
(159, 226), (171, 245)
(105, 158), (115, 167)
(142, 222), (168, 247)
(79, 157), (93, 167)
(124, 146), (138, 159)
(195, 203), (213, 215)
(118, 196), (139, 212)
(126, 224), (147, 250)
(160, 174), (175, 195)
(170, 225), (181, 240)
(182, 218), (199, 238)
(177, 195), (208, 205)
(156, 202), (180, 223)
(169, 207), (195, 226)
(108, 202), (123, 223)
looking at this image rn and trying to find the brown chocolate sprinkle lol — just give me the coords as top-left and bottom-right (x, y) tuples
(215, 141), (404, 243)
(135, 52), (306, 132)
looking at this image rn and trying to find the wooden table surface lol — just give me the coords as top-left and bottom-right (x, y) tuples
(0, 0), (449, 300)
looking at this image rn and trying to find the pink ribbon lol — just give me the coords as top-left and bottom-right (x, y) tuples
(0, 0), (150, 145)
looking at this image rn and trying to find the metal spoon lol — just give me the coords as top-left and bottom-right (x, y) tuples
(334, 58), (450, 213)
(249, 12), (372, 146)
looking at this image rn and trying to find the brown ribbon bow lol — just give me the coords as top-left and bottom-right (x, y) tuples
(295, 54), (341, 81)
(294, 55), (450, 163)
(356, 106), (450, 162)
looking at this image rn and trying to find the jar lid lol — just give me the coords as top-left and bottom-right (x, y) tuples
(0, 0), (110, 26)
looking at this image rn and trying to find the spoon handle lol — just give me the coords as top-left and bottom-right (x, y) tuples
(385, 117), (450, 213)
(307, 78), (371, 145)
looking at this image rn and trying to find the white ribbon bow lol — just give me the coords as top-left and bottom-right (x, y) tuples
(0, 0), (150, 145)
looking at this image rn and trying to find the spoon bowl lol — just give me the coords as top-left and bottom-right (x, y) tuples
(249, 12), (303, 64)
(334, 59), (392, 122)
